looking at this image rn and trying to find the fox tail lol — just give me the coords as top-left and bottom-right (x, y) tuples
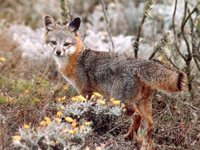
(139, 60), (187, 93)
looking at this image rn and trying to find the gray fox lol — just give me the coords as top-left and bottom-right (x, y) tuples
(43, 15), (187, 141)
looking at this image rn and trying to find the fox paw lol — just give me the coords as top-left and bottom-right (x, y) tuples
(123, 133), (137, 141)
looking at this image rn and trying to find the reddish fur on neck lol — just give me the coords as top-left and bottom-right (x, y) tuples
(59, 35), (83, 90)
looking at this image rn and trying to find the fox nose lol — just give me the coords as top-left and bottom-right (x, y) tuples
(56, 51), (61, 56)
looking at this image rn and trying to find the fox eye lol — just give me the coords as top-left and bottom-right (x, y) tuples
(64, 42), (70, 47)
(51, 41), (57, 45)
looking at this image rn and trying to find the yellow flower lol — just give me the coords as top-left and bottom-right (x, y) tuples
(6, 97), (12, 103)
(61, 96), (66, 101)
(58, 98), (62, 102)
(44, 117), (51, 124)
(81, 125), (85, 131)
(40, 120), (46, 126)
(96, 147), (101, 150)
(55, 118), (61, 123)
(157, 56), (163, 61)
(85, 121), (92, 126)
(65, 117), (74, 123)
(12, 135), (22, 140)
(23, 124), (30, 129)
(24, 90), (29, 94)
(98, 100), (106, 105)
(76, 95), (86, 101)
(71, 97), (78, 101)
(74, 127), (78, 132)
(91, 94), (95, 99)
(46, 120), (51, 125)
(45, 117), (51, 121)
(61, 106), (65, 110)
(112, 100), (120, 105)
(68, 130), (75, 135)
(62, 85), (69, 90)
(71, 121), (77, 128)
(35, 98), (40, 102)
(0, 57), (6, 62)
(93, 92), (102, 97)
(121, 103), (125, 108)
(56, 111), (62, 117)
(110, 98), (115, 101)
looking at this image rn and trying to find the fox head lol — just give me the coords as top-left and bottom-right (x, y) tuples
(43, 15), (81, 57)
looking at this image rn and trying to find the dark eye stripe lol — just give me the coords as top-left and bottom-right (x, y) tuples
(64, 42), (70, 46)
(51, 41), (57, 45)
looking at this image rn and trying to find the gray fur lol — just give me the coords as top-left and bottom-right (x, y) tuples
(77, 49), (176, 104)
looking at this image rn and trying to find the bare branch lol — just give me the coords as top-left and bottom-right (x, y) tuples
(182, 4), (199, 28)
(188, 8), (200, 71)
(181, 0), (198, 61)
(99, 0), (115, 53)
(179, 0), (199, 92)
(164, 53), (179, 70)
(197, 42), (200, 56)
(172, 0), (187, 61)
(193, 56), (200, 70)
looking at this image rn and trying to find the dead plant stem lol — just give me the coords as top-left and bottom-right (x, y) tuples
(99, 0), (115, 52)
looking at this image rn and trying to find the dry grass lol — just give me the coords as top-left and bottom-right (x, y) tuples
(0, 31), (65, 150)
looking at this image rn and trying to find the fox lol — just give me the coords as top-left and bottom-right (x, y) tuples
(43, 15), (187, 141)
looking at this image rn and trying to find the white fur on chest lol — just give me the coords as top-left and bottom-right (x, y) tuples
(53, 55), (68, 68)
(53, 56), (79, 92)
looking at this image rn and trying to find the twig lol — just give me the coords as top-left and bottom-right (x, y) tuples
(100, 119), (130, 138)
(193, 55), (200, 70)
(99, 0), (115, 53)
(197, 42), (200, 57)
(133, 0), (155, 58)
(163, 53), (179, 69)
(181, 0), (194, 61)
(172, 0), (187, 61)
(182, 102), (200, 111)
(153, 100), (171, 123)
(180, 0), (194, 92)
(191, 12), (200, 62)
(181, 1), (200, 91)
(133, 19), (145, 58)
(189, 8), (200, 71)
(148, 48), (157, 60)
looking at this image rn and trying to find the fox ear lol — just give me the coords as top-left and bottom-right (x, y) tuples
(44, 15), (57, 32)
(68, 17), (81, 33)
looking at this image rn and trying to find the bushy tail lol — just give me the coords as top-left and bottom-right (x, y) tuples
(139, 60), (187, 93)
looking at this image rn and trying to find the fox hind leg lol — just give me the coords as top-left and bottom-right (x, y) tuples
(123, 104), (142, 141)
(110, 76), (143, 140)
(140, 87), (154, 141)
